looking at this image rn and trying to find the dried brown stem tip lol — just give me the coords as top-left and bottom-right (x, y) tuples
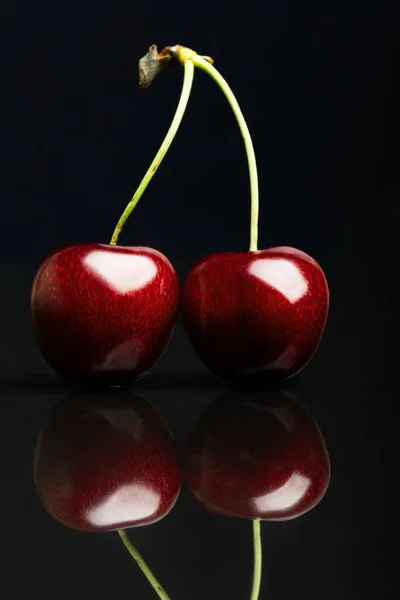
(138, 45), (174, 88)
(138, 44), (215, 87)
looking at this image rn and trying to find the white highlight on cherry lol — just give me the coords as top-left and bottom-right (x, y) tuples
(84, 251), (157, 293)
(242, 345), (298, 374)
(96, 339), (144, 372)
(86, 483), (161, 526)
(254, 473), (311, 513)
(249, 258), (308, 303)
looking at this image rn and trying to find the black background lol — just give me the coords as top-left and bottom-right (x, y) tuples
(0, 1), (398, 598)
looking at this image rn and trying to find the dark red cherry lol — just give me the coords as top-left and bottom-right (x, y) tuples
(33, 390), (181, 532)
(181, 247), (329, 383)
(183, 389), (330, 520)
(30, 243), (179, 386)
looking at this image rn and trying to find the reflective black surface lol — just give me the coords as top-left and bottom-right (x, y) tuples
(0, 249), (395, 599)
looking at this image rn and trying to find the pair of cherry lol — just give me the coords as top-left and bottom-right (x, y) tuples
(30, 44), (329, 387)
(31, 43), (331, 599)
(34, 388), (330, 598)
(30, 242), (329, 387)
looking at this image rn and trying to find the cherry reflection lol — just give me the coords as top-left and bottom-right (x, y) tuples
(33, 389), (181, 532)
(184, 389), (330, 521)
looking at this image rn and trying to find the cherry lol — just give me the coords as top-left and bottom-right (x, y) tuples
(33, 389), (181, 532)
(181, 247), (329, 383)
(30, 243), (179, 386)
(183, 389), (330, 521)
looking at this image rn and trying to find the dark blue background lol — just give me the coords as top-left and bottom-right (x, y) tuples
(1, 1), (398, 262)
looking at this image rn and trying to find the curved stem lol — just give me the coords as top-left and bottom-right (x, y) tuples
(191, 54), (259, 252)
(110, 60), (195, 245)
(118, 529), (172, 600)
(250, 519), (262, 600)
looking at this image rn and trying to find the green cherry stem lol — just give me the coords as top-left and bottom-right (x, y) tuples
(250, 519), (262, 600)
(109, 59), (195, 245)
(118, 530), (172, 600)
(189, 52), (259, 252)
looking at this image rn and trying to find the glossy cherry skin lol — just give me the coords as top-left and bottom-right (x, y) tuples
(183, 390), (330, 520)
(33, 390), (181, 532)
(31, 243), (179, 386)
(181, 247), (329, 383)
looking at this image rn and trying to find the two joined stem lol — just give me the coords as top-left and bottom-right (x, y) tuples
(110, 46), (259, 252)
